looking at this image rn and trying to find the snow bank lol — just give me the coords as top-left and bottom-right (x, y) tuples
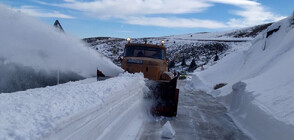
(0, 4), (123, 92)
(192, 15), (294, 139)
(0, 73), (146, 140)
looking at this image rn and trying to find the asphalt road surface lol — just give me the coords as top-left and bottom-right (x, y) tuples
(138, 80), (251, 140)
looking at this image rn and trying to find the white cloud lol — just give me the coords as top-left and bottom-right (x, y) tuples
(208, 0), (285, 27)
(37, 0), (286, 29)
(208, 0), (259, 6)
(38, 0), (212, 18)
(124, 16), (227, 28)
(12, 6), (75, 19)
(226, 6), (285, 28)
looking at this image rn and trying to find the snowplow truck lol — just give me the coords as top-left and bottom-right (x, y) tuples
(98, 38), (179, 117)
(121, 39), (179, 117)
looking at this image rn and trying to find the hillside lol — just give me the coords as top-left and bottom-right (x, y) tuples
(83, 23), (271, 70)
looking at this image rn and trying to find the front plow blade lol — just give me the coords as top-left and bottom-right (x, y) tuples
(151, 77), (179, 117)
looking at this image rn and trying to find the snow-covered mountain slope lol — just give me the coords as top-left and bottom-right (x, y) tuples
(0, 5), (123, 93)
(192, 14), (294, 140)
(167, 22), (271, 40)
(0, 73), (147, 140)
(83, 23), (270, 68)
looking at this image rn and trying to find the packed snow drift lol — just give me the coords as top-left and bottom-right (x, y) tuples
(0, 73), (147, 140)
(0, 4), (123, 93)
(192, 14), (294, 140)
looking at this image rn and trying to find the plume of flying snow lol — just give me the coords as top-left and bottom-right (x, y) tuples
(0, 4), (123, 93)
(0, 4), (123, 77)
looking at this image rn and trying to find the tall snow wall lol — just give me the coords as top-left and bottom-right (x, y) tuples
(193, 15), (294, 140)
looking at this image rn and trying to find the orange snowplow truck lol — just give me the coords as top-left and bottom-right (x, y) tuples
(97, 38), (179, 117)
(121, 38), (179, 116)
(121, 40), (173, 81)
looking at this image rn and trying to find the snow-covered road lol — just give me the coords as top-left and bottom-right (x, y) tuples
(138, 80), (251, 140)
(0, 74), (251, 140)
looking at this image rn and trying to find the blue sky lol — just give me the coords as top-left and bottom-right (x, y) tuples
(1, 0), (293, 38)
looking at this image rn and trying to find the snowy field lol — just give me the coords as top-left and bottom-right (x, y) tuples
(192, 14), (294, 140)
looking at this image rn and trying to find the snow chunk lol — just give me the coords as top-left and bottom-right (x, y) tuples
(230, 81), (247, 112)
(161, 121), (175, 139)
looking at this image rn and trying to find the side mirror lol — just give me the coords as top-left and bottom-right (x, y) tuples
(165, 58), (169, 63)
(118, 56), (123, 62)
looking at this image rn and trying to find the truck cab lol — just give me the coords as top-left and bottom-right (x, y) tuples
(121, 43), (168, 81)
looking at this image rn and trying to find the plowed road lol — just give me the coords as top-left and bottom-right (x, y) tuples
(138, 80), (251, 140)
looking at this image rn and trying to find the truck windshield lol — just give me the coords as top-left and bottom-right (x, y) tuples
(124, 46), (165, 60)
